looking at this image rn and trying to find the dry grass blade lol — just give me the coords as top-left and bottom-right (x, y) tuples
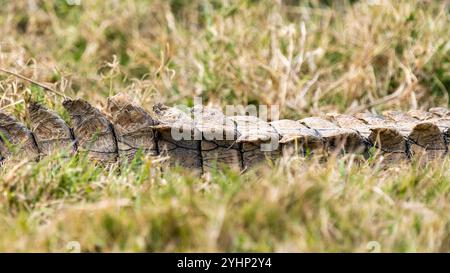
(0, 68), (67, 98)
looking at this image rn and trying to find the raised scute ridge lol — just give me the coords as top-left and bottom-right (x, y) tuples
(1, 97), (450, 171)
(62, 99), (118, 163)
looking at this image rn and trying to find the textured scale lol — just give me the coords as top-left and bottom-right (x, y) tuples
(429, 118), (450, 143)
(428, 107), (450, 117)
(2, 97), (450, 171)
(152, 104), (202, 170)
(192, 106), (242, 171)
(107, 93), (158, 160)
(300, 117), (366, 154)
(326, 114), (371, 139)
(0, 111), (39, 160)
(405, 110), (450, 157)
(28, 101), (75, 156)
(354, 112), (409, 162)
(270, 119), (323, 156)
(383, 110), (447, 161)
(62, 99), (118, 163)
(407, 110), (434, 121)
(228, 115), (280, 169)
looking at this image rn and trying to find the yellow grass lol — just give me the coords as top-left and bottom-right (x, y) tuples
(0, 0), (449, 252)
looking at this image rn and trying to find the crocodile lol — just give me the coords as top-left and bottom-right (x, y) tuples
(1, 93), (449, 172)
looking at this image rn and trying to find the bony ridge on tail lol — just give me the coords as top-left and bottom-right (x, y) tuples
(2, 94), (450, 171)
(1, 68), (449, 171)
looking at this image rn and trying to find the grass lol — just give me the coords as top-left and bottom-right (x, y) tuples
(0, 153), (448, 252)
(0, 0), (449, 252)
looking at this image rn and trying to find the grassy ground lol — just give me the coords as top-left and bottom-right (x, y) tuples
(0, 0), (449, 252)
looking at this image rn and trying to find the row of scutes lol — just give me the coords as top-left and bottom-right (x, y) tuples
(1, 94), (450, 171)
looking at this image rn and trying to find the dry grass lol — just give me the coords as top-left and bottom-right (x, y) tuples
(0, 154), (449, 252)
(0, 0), (449, 252)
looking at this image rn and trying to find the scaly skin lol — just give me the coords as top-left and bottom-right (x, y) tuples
(1, 94), (449, 172)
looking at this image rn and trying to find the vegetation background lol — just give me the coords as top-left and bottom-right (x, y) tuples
(0, 0), (449, 252)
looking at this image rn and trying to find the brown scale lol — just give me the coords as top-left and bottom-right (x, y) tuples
(28, 101), (75, 156)
(270, 119), (324, 157)
(326, 113), (420, 163)
(353, 112), (409, 163)
(383, 110), (447, 162)
(152, 104), (202, 171)
(192, 105), (242, 172)
(428, 107), (450, 118)
(0, 111), (39, 161)
(406, 109), (450, 156)
(228, 115), (280, 169)
(409, 108), (450, 145)
(407, 110), (435, 121)
(107, 93), (158, 160)
(2, 91), (450, 170)
(62, 99), (118, 163)
(300, 117), (366, 155)
(325, 114), (371, 139)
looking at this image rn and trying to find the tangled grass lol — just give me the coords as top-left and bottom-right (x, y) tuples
(0, 0), (449, 252)
(0, 153), (449, 252)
